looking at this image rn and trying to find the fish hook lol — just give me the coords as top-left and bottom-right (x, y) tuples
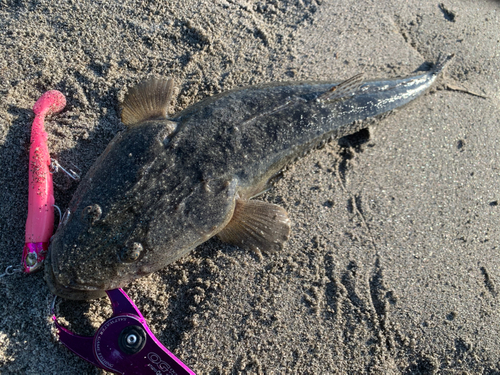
(0, 265), (23, 278)
(50, 159), (81, 181)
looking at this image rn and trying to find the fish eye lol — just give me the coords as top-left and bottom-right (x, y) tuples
(81, 204), (102, 225)
(119, 242), (143, 263)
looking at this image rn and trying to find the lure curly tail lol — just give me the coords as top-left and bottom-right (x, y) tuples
(23, 90), (66, 273)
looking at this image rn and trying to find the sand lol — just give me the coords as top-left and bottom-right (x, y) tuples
(1, 0), (499, 373)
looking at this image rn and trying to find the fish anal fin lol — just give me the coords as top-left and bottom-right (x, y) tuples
(121, 78), (174, 126)
(217, 199), (291, 253)
(319, 72), (364, 102)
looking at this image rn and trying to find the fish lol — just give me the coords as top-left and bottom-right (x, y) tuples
(45, 55), (453, 300)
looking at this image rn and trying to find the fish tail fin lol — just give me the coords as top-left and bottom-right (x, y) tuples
(432, 53), (455, 75)
(121, 78), (174, 126)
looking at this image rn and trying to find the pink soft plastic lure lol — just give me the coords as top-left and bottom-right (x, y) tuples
(23, 90), (66, 273)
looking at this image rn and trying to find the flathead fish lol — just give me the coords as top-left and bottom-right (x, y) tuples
(45, 55), (453, 300)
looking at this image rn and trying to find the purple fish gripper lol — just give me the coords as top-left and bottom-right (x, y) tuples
(52, 288), (196, 375)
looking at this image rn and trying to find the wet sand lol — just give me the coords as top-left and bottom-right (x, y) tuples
(1, 0), (499, 373)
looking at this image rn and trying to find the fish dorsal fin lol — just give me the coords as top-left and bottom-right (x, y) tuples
(217, 199), (291, 253)
(121, 78), (174, 126)
(319, 72), (364, 102)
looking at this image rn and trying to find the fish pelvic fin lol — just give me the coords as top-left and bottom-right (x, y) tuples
(217, 199), (291, 253)
(318, 72), (364, 103)
(121, 78), (174, 126)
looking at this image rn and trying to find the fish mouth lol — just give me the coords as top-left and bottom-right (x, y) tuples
(44, 245), (107, 301)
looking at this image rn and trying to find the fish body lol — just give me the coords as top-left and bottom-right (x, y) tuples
(45, 56), (452, 299)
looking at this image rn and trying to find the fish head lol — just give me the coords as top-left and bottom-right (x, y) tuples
(44, 131), (238, 300)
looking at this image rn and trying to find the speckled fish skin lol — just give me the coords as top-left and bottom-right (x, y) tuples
(45, 56), (451, 300)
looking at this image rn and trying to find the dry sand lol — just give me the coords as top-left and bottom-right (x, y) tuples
(1, 0), (499, 373)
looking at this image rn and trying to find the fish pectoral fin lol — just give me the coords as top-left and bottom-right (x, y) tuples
(121, 78), (174, 126)
(217, 199), (291, 253)
(318, 72), (364, 102)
